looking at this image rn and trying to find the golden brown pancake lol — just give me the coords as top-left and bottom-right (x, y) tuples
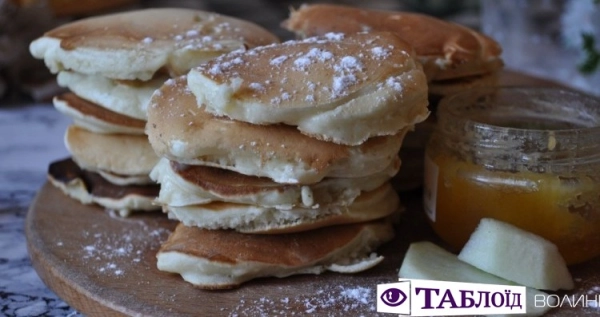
(147, 76), (408, 184)
(161, 182), (400, 234)
(187, 32), (429, 145)
(282, 4), (503, 83)
(65, 125), (159, 179)
(30, 8), (280, 80)
(56, 71), (169, 120)
(150, 156), (399, 209)
(157, 220), (395, 289)
(54, 93), (146, 134)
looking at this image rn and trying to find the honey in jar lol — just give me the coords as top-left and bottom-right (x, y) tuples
(424, 87), (600, 265)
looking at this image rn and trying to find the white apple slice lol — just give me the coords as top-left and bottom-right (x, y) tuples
(399, 241), (555, 317)
(458, 218), (574, 291)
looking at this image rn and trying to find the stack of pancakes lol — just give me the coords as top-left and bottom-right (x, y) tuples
(29, 8), (279, 216)
(281, 4), (504, 190)
(147, 32), (429, 289)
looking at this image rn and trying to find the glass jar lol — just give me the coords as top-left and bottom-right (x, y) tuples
(423, 87), (600, 265)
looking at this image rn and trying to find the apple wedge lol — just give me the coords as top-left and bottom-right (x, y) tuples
(458, 218), (574, 291)
(399, 241), (555, 317)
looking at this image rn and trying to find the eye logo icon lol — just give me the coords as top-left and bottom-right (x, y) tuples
(377, 281), (411, 314)
(380, 288), (407, 307)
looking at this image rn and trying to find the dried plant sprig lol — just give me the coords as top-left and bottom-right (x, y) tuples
(578, 33), (600, 74)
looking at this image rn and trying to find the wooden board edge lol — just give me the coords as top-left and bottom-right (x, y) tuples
(25, 183), (131, 317)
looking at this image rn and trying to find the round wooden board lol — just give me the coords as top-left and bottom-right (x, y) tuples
(25, 182), (431, 316)
(25, 182), (600, 316)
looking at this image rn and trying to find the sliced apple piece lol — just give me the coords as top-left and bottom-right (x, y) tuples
(457, 218), (574, 291)
(399, 241), (555, 317)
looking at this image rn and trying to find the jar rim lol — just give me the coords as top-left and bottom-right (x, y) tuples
(438, 86), (600, 136)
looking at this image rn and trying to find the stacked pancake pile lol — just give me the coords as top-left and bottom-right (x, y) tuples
(147, 32), (429, 289)
(282, 3), (504, 189)
(29, 8), (279, 216)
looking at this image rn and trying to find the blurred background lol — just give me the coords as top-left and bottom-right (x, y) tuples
(1, 0), (598, 103)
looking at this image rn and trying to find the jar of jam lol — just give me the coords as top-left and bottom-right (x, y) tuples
(424, 87), (600, 265)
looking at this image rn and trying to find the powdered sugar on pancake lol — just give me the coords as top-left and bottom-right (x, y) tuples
(187, 32), (429, 145)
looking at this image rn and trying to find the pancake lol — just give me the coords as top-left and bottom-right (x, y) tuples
(282, 4), (503, 83)
(64, 125), (159, 180)
(156, 220), (395, 289)
(97, 170), (156, 186)
(187, 32), (429, 146)
(53, 93), (146, 135)
(56, 71), (167, 120)
(48, 158), (160, 216)
(29, 8), (280, 81)
(147, 76), (409, 184)
(161, 182), (399, 234)
(150, 156), (400, 209)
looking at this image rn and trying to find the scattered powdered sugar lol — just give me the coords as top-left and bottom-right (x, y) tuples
(209, 64), (223, 75)
(229, 285), (378, 316)
(324, 32), (345, 41)
(207, 53), (245, 75)
(79, 221), (171, 277)
(371, 46), (391, 59)
(270, 97), (282, 105)
(248, 82), (265, 92)
(214, 22), (233, 33)
(332, 75), (357, 96)
(385, 76), (404, 92)
(337, 56), (362, 71)
(185, 30), (199, 37)
(293, 48), (333, 71)
(340, 286), (371, 304)
(231, 57), (244, 65)
(269, 55), (288, 66)
(141, 37), (154, 44)
(331, 56), (363, 97)
(164, 78), (176, 86)
(376, 76), (404, 93)
(293, 57), (311, 71)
